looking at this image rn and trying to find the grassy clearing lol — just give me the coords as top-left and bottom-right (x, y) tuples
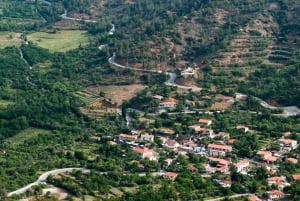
(0, 32), (23, 48)
(7, 128), (50, 146)
(27, 30), (90, 52)
(0, 99), (14, 107)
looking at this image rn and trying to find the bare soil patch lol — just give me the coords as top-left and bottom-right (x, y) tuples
(84, 84), (147, 106)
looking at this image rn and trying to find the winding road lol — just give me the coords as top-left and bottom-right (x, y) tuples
(8, 168), (89, 197)
(109, 53), (202, 92)
(8, 168), (165, 197)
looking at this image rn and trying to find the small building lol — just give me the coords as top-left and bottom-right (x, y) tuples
(208, 144), (232, 157)
(267, 176), (290, 190)
(248, 195), (262, 201)
(221, 180), (232, 188)
(163, 158), (173, 168)
(236, 125), (249, 132)
(181, 67), (196, 75)
(267, 190), (285, 200)
(234, 159), (250, 173)
(163, 139), (181, 150)
(292, 174), (300, 181)
(164, 172), (178, 181)
(140, 134), (154, 142)
(277, 138), (298, 149)
(257, 150), (272, 159)
(152, 95), (164, 100)
(214, 132), (230, 141)
(119, 133), (138, 142)
(208, 157), (230, 173)
(198, 119), (212, 126)
(132, 147), (158, 161)
(286, 157), (298, 164)
(159, 98), (177, 108)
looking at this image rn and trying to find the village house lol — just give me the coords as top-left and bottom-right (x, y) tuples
(214, 132), (230, 141)
(236, 125), (249, 132)
(163, 172), (178, 181)
(198, 119), (212, 126)
(256, 150), (278, 163)
(159, 98), (177, 108)
(248, 195), (262, 201)
(234, 159), (250, 174)
(119, 133), (138, 142)
(163, 139), (181, 150)
(277, 138), (298, 150)
(180, 139), (198, 152)
(292, 174), (300, 181)
(221, 180), (232, 188)
(181, 67), (196, 75)
(207, 157), (230, 173)
(267, 190), (285, 200)
(286, 157), (298, 164)
(163, 158), (173, 168)
(267, 176), (290, 190)
(132, 147), (158, 161)
(152, 95), (164, 100)
(140, 134), (154, 142)
(208, 144), (232, 157)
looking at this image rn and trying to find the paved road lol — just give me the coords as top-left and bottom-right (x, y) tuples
(109, 53), (202, 92)
(8, 168), (165, 197)
(240, 93), (300, 117)
(8, 168), (89, 197)
(61, 9), (97, 23)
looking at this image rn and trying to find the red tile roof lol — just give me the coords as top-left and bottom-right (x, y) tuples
(278, 138), (297, 145)
(292, 174), (300, 180)
(132, 147), (149, 154)
(198, 119), (212, 124)
(267, 190), (284, 195)
(287, 158), (298, 164)
(208, 144), (232, 151)
(164, 172), (178, 177)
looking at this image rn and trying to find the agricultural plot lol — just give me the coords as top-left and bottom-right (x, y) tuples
(7, 128), (50, 146)
(0, 32), (23, 48)
(27, 30), (90, 52)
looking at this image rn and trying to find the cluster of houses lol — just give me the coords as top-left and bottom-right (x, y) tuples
(108, 117), (299, 201)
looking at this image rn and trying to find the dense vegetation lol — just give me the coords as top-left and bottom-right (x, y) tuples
(0, 0), (299, 200)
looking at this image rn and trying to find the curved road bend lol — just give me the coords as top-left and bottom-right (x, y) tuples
(8, 168), (166, 197)
(8, 168), (89, 197)
(108, 53), (202, 92)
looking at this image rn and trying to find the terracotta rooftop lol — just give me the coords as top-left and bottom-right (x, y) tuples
(278, 138), (297, 144)
(257, 150), (272, 156)
(132, 147), (149, 154)
(264, 155), (278, 162)
(287, 158), (298, 164)
(267, 190), (284, 195)
(292, 174), (300, 180)
(198, 119), (212, 124)
(208, 144), (232, 151)
(164, 172), (178, 177)
(234, 159), (249, 167)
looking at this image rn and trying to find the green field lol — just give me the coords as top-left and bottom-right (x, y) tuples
(0, 99), (14, 107)
(0, 32), (23, 48)
(27, 30), (90, 52)
(7, 128), (50, 146)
